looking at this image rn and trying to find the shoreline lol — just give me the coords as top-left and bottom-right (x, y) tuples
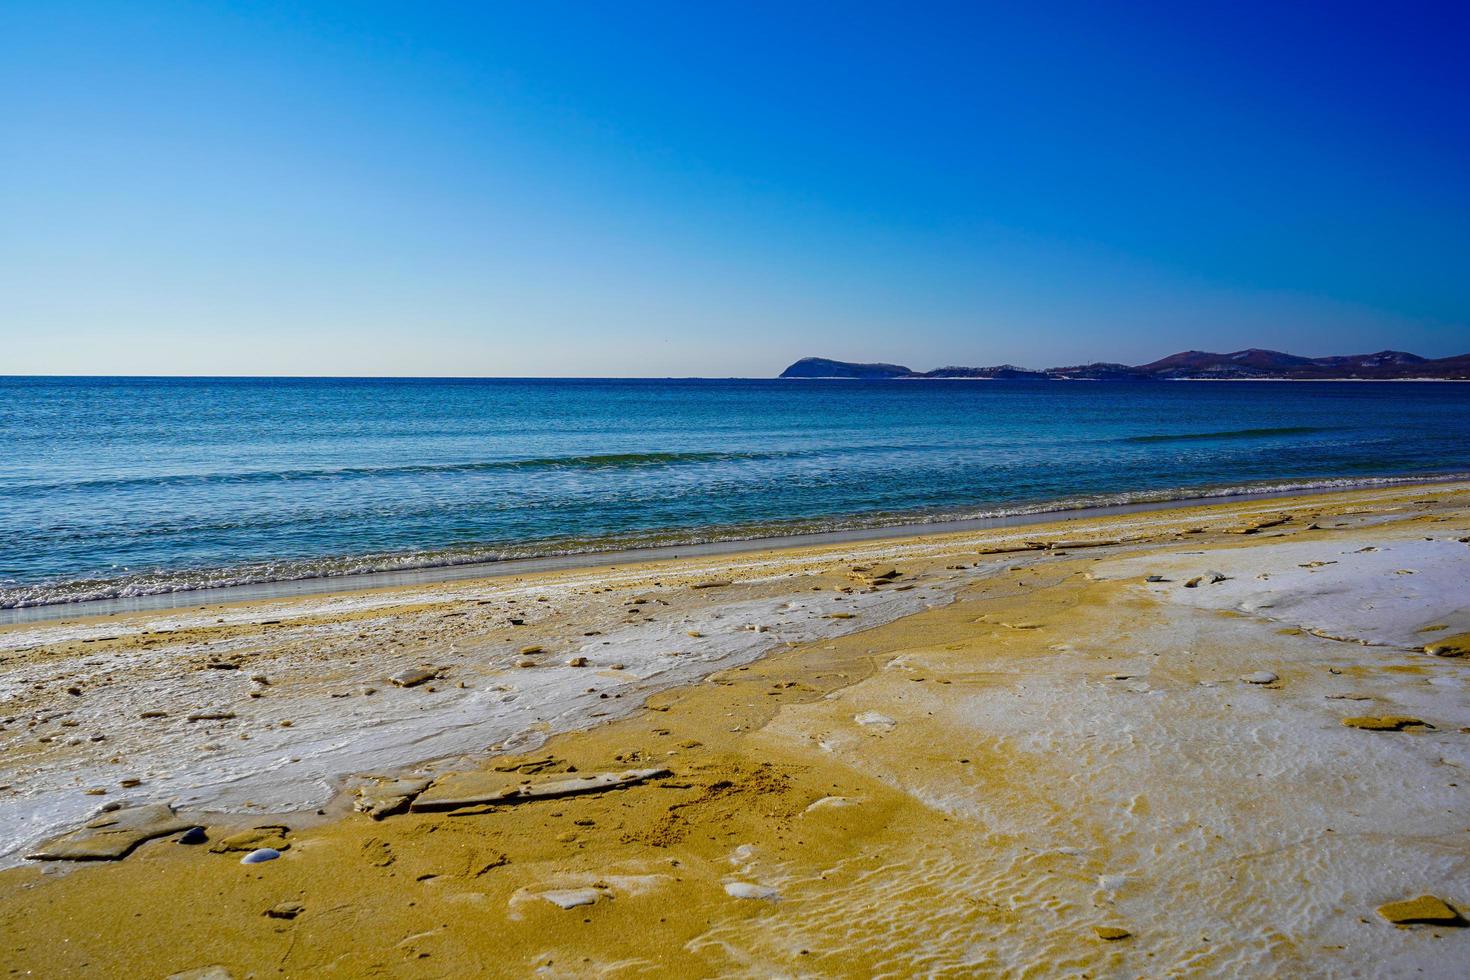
(5, 472), (1464, 626)
(3, 481), (1468, 975)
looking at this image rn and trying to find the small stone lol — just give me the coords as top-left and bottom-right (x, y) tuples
(177, 826), (208, 845)
(240, 848), (280, 865)
(140, 710), (168, 719)
(515, 658), (536, 668)
(265, 901), (304, 920)
(854, 712), (896, 727)
(1093, 926), (1132, 941)
(186, 711), (236, 722)
(519, 645), (544, 655)
(119, 777), (142, 788)
(1240, 671), (1279, 685)
(1184, 577), (1202, 588)
(1377, 895), (1464, 926)
(690, 581), (732, 589)
(1145, 575), (1166, 583)
(567, 656), (588, 667)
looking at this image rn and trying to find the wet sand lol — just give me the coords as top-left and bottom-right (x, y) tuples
(2, 484), (1468, 977)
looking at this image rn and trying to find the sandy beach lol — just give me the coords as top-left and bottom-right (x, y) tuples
(2, 483), (1468, 977)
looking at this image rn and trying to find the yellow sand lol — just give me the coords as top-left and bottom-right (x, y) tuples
(2, 484), (1469, 976)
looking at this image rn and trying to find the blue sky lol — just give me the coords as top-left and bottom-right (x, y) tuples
(2, 1), (1467, 376)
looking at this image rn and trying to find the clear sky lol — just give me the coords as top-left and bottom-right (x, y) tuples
(3, 1), (1468, 377)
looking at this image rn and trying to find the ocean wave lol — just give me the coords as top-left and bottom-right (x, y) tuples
(3, 471), (1462, 611)
(1121, 426), (1336, 444)
(2, 450), (793, 497)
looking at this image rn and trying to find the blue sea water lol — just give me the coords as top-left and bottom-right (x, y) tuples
(3, 376), (1469, 609)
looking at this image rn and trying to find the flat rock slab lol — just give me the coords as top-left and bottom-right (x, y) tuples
(411, 768), (671, 812)
(388, 667), (438, 688)
(354, 776), (433, 819)
(1341, 716), (1432, 731)
(1378, 895), (1465, 926)
(28, 803), (194, 861)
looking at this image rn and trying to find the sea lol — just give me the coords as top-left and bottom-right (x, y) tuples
(4, 376), (1469, 612)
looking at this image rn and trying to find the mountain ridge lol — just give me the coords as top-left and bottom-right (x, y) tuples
(780, 349), (1470, 381)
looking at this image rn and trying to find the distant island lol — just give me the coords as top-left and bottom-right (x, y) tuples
(780, 349), (1470, 381)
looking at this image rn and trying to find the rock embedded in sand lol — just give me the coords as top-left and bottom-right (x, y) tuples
(1377, 895), (1465, 926)
(265, 901), (304, 920)
(388, 667), (437, 688)
(724, 881), (780, 901)
(1092, 926), (1132, 941)
(240, 848), (280, 865)
(1341, 716), (1431, 731)
(519, 645), (543, 655)
(1240, 671), (1279, 685)
(690, 580), (732, 589)
(541, 887), (603, 909)
(567, 656), (588, 667)
(1424, 634), (1469, 658)
(854, 712), (896, 728)
(27, 803), (194, 861)
(210, 826), (290, 853)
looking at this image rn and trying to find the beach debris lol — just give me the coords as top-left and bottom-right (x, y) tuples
(690, 580), (732, 589)
(1240, 671), (1279, 685)
(1377, 895), (1465, 927)
(1424, 634), (1469, 658)
(410, 767), (671, 812)
(210, 825), (290, 853)
(1341, 716), (1432, 732)
(854, 712), (896, 728)
(27, 803), (194, 861)
(1228, 515), (1291, 534)
(724, 881), (780, 901)
(354, 776), (432, 819)
(1092, 926), (1132, 941)
(240, 848), (281, 865)
(265, 901), (305, 920)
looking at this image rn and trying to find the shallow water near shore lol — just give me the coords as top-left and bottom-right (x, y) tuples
(4, 376), (1470, 610)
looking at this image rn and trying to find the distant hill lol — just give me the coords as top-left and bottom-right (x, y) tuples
(779, 349), (1470, 381)
(778, 357), (914, 379)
